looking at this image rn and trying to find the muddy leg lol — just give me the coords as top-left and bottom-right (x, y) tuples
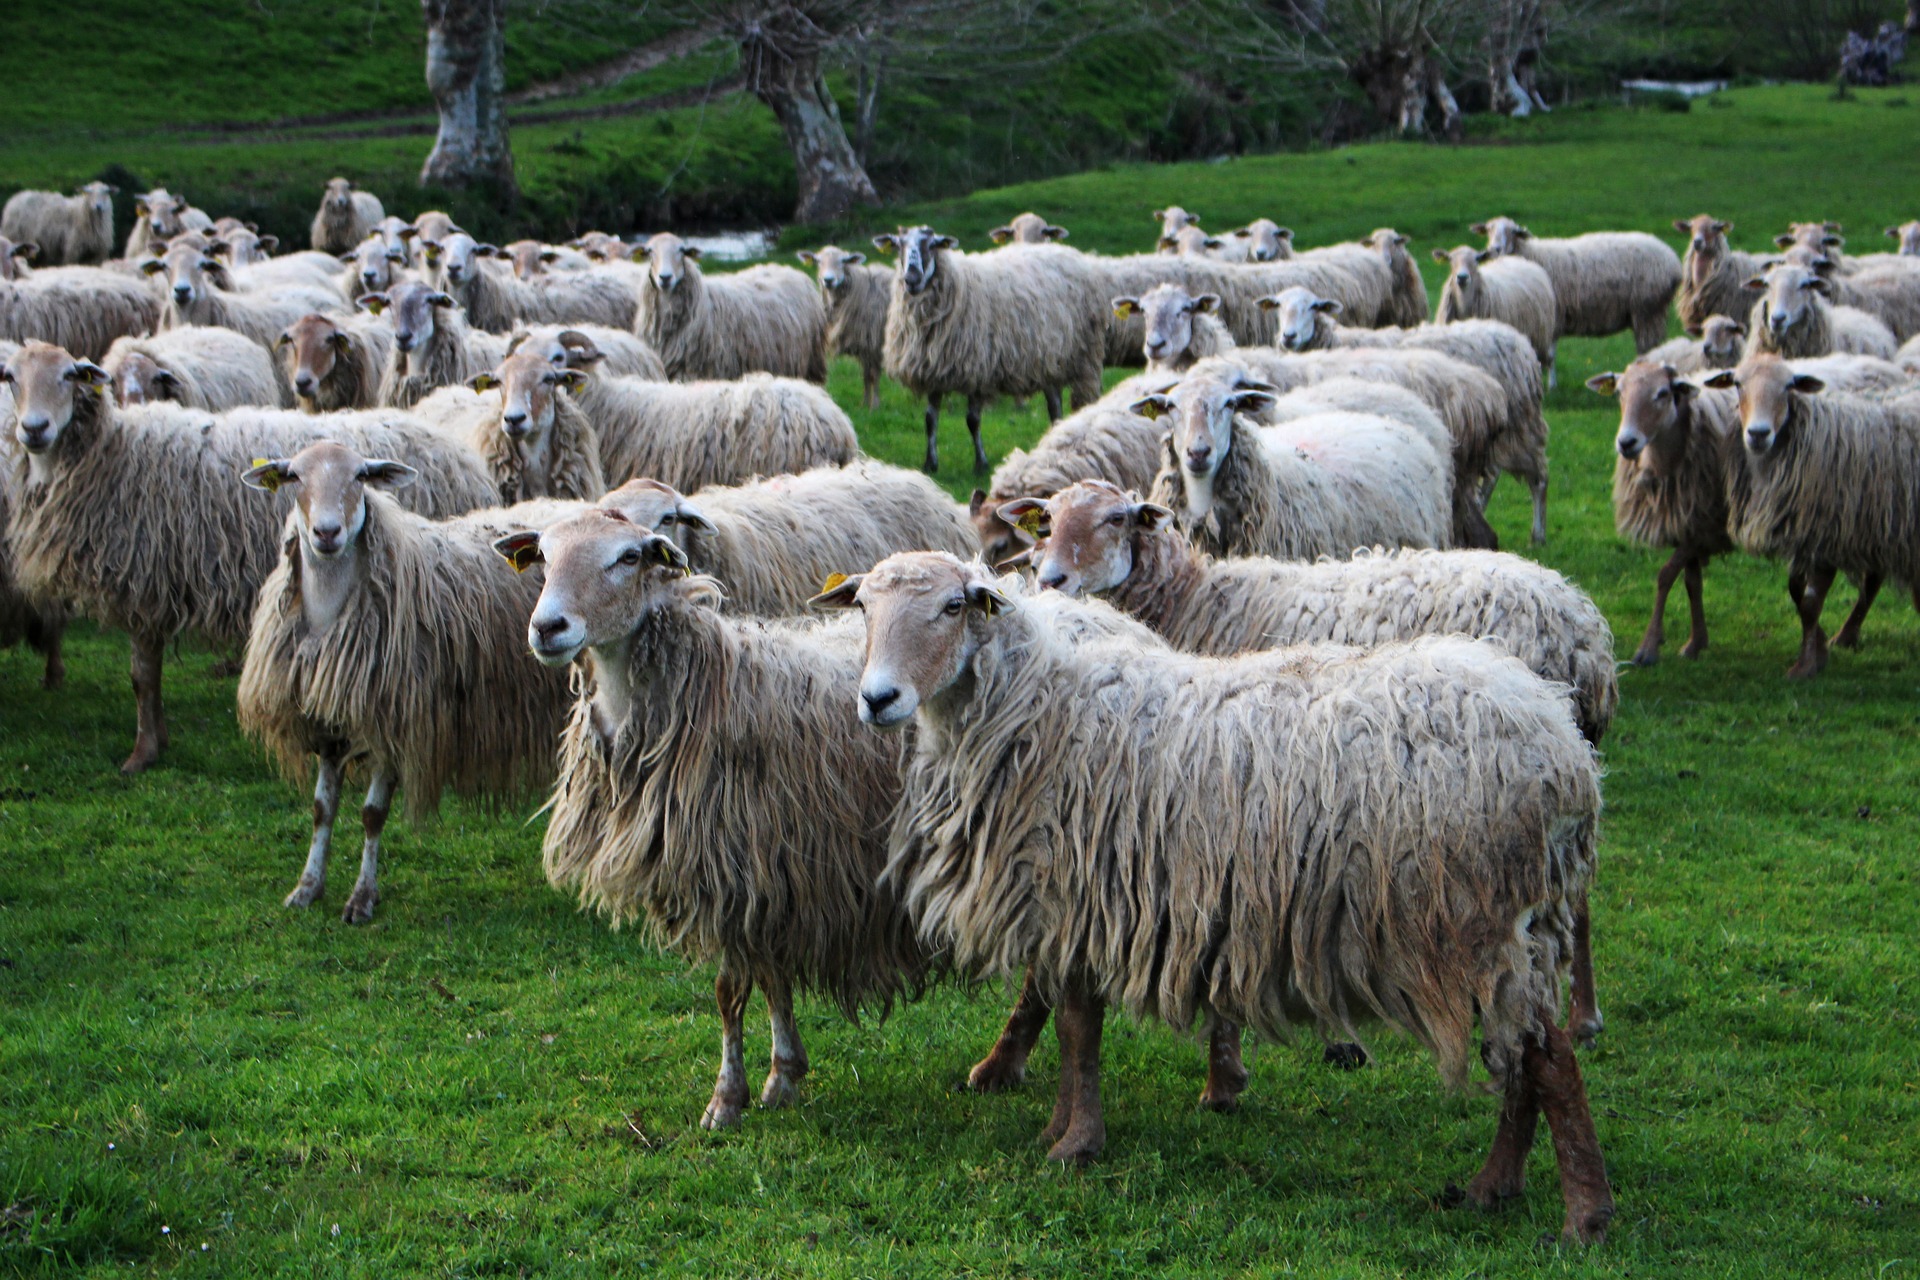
(1831, 573), (1882, 650)
(1633, 549), (1687, 666)
(701, 966), (753, 1130)
(1045, 981), (1106, 1164)
(121, 632), (167, 774)
(29, 615), (65, 690)
(966, 398), (988, 474)
(1528, 1022), (1615, 1244)
(1198, 1020), (1250, 1111)
(1787, 563), (1835, 679)
(284, 749), (344, 909)
(341, 768), (394, 924)
(760, 974), (808, 1108)
(1043, 388), (1063, 421)
(970, 968), (1052, 1092)
(1678, 555), (1709, 659)
(922, 393), (942, 474)
(1567, 900), (1604, 1046)
(1466, 1053), (1540, 1208)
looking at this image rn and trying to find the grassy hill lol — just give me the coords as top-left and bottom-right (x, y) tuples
(3, 84), (1919, 1277)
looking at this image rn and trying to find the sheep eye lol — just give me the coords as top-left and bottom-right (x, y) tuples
(655, 516), (675, 529)
(1654, 388), (1670, 401)
(943, 597), (965, 615)
(1105, 512), (1127, 526)
(618, 548), (643, 566)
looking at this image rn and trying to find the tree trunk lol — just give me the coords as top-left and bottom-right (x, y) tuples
(420, 0), (516, 194)
(755, 66), (880, 224)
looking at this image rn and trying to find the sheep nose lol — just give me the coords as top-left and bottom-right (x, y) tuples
(294, 373), (316, 395)
(17, 419), (49, 448)
(173, 284), (192, 302)
(1746, 425), (1772, 447)
(502, 411), (528, 435)
(1038, 569), (1068, 591)
(861, 686), (900, 717)
(1455, 273), (1469, 285)
(1617, 436), (1643, 460)
(310, 523), (343, 552)
(1185, 444), (1212, 470)
(362, 271), (381, 288)
(394, 333), (414, 352)
(1145, 336), (1165, 352)
(533, 615), (570, 643)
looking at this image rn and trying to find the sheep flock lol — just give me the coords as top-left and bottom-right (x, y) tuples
(10, 174), (1920, 1250)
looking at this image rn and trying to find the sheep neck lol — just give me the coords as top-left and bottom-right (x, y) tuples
(298, 524), (369, 638)
(1103, 525), (1206, 637)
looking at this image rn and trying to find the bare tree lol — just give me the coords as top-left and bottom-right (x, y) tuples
(729, 4), (881, 223)
(1488, 0), (1551, 116)
(421, 0), (517, 193)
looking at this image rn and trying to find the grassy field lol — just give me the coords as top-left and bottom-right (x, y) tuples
(4, 84), (1919, 1276)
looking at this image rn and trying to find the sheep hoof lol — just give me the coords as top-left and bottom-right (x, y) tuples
(759, 1072), (799, 1109)
(1560, 1204), (1614, 1246)
(283, 877), (324, 909)
(1832, 627), (1863, 651)
(966, 1053), (1029, 1093)
(700, 1097), (745, 1130)
(1465, 1171), (1524, 1210)
(1196, 1087), (1240, 1113)
(119, 743), (160, 774)
(1678, 638), (1706, 660)
(1045, 1125), (1105, 1165)
(1785, 656), (1827, 680)
(341, 884), (379, 925)
(1323, 1042), (1369, 1070)
(1570, 1012), (1605, 1049)
(1628, 645), (1660, 667)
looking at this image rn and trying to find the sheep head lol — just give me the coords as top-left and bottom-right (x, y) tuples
(242, 440), (415, 561)
(799, 245), (866, 292)
(1259, 285), (1339, 352)
(1746, 263), (1829, 342)
(1235, 218), (1290, 262)
(638, 232), (702, 293)
(276, 314), (356, 406)
(1021, 480), (1171, 597)
(1, 341), (109, 455)
(507, 512), (697, 667)
(1131, 367), (1274, 523)
(1704, 355), (1825, 456)
(470, 348), (585, 443)
(1586, 361), (1704, 478)
(877, 226), (957, 296)
(988, 212), (1068, 246)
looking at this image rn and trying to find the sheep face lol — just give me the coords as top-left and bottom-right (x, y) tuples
(571, 230), (628, 261)
(107, 350), (179, 407)
(639, 233), (702, 293)
(596, 478), (719, 553)
(437, 231), (501, 287)
(221, 227), (279, 265)
(371, 216), (416, 263)
(367, 281), (456, 357)
(505, 240), (555, 282)
(2, 342), (109, 455)
(276, 315), (354, 405)
(511, 513), (693, 666)
(1749, 264), (1829, 343)
(1888, 221), (1920, 256)
(78, 182), (115, 222)
(798, 245), (866, 293)
(1435, 245), (1490, 300)
(1161, 225), (1221, 258)
(473, 350), (585, 444)
(1587, 362), (1700, 477)
(1700, 316), (1747, 367)
(968, 490), (1030, 568)
(1124, 284), (1221, 364)
(881, 226), (956, 296)
(135, 189), (189, 239)
(1708, 355), (1825, 456)
(988, 212), (1068, 246)
(1235, 219), (1290, 262)
(413, 212), (459, 247)
(1262, 285), (1339, 352)
(1021, 480), (1171, 597)
(1674, 215), (1734, 287)
(241, 441), (416, 561)
(1775, 220), (1842, 254)
(323, 177), (356, 213)
(346, 237), (404, 296)
(1154, 207), (1198, 240)
(146, 241), (230, 309)
(1131, 375), (1274, 523)
(1474, 216), (1529, 256)
(812, 552), (1012, 729)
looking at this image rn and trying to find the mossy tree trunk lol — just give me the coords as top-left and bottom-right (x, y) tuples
(421, 0), (517, 195)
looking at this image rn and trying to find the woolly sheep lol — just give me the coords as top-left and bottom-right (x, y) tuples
(436, 231), (638, 334)
(1153, 206), (1200, 242)
(1674, 215), (1769, 337)
(1119, 282), (1233, 376)
(0, 236), (32, 282)
(309, 178), (385, 255)
(822, 553), (1614, 1243)
(1476, 215), (1680, 353)
(635, 232), (828, 383)
(1771, 221), (1920, 275)
(214, 237), (347, 299)
(466, 349), (609, 503)
(1742, 263), (1897, 360)
(508, 323), (665, 381)
(1886, 221), (1920, 258)
(798, 245), (892, 409)
(340, 235), (410, 302)
(278, 312), (397, 412)
(146, 240), (347, 352)
(1216, 218), (1288, 264)
(0, 407), (66, 689)
(102, 326), (284, 411)
(1, 263), (164, 360)
(1433, 245), (1559, 377)
(1, 340), (499, 771)
(1641, 315), (1747, 373)
(124, 188), (211, 260)
(568, 230), (630, 261)
(877, 226), (1107, 473)
(1363, 228), (1430, 328)
(502, 239), (592, 280)
(238, 440), (580, 922)
(1139, 363), (1453, 559)
(366, 281), (509, 409)
(988, 213), (1069, 245)
(2, 183), (116, 265)
(1160, 225), (1225, 258)
(1708, 354), (1920, 678)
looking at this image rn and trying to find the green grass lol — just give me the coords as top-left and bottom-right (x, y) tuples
(4, 83), (1920, 1276)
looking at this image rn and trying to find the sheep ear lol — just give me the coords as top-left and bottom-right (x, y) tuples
(871, 234), (898, 253)
(993, 547), (1034, 571)
(493, 531), (543, 574)
(1233, 228), (1252, 239)
(1112, 297), (1141, 319)
(555, 369), (588, 394)
(539, 249), (560, 263)
(808, 572), (864, 609)
(1772, 233), (1794, 247)
(359, 293), (389, 314)
(1701, 371), (1738, 389)
(151, 369), (180, 388)
(795, 250), (816, 265)
(1584, 372), (1619, 397)
(1130, 394), (1174, 420)
(672, 501), (718, 536)
(1256, 295), (1281, 311)
(1714, 220), (1732, 234)
(1131, 501), (1173, 530)
(1726, 321), (1746, 336)
(139, 257), (167, 276)
(1742, 275), (1769, 291)
(1672, 218), (1692, 233)
(1788, 374), (1826, 395)
(428, 292), (456, 308)
(988, 227), (1013, 244)
(968, 489), (988, 516)
(1192, 293), (1220, 314)
(397, 225), (419, 241)
(966, 580), (1013, 616)
(1429, 248), (1448, 263)
(997, 497), (1048, 541)
(1821, 234), (1843, 248)
(1474, 249), (1492, 263)
(844, 251), (865, 266)
(1469, 221), (1489, 235)
(1311, 298), (1342, 315)
(274, 331), (294, 350)
(338, 250), (359, 264)
(468, 373), (500, 392)
(1202, 236), (1222, 249)
(934, 236), (959, 250)
(242, 459), (295, 493)
(681, 245), (703, 261)
(11, 241), (38, 262)
(259, 235), (278, 252)
(643, 534), (691, 574)
(1807, 276), (1832, 295)
(475, 243), (501, 257)
(357, 459), (417, 490)
(71, 360), (109, 388)
(1044, 226), (1068, 241)
(385, 247), (406, 262)
(1670, 378), (1698, 403)
(331, 331), (352, 353)
(1157, 234), (1177, 250)
(1227, 389), (1275, 415)
(1887, 226), (1901, 239)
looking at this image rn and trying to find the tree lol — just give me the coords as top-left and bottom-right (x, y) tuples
(421, 0), (517, 194)
(730, 4), (880, 223)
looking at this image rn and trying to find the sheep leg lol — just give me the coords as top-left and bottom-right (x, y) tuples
(759, 975), (808, 1109)
(1044, 980), (1107, 1164)
(341, 768), (394, 925)
(1527, 1021), (1615, 1245)
(969, 967), (1051, 1092)
(1198, 1020), (1249, 1111)
(283, 750), (345, 909)
(121, 632), (167, 774)
(1527, 471), (1549, 546)
(861, 360), (880, 411)
(1545, 342), (1558, 390)
(1043, 388), (1063, 422)
(922, 394), (942, 474)
(28, 614), (65, 690)
(1831, 573), (1883, 650)
(1567, 900), (1604, 1047)
(1465, 1056), (1540, 1209)
(701, 966), (754, 1130)
(1632, 549), (1688, 666)
(1786, 564), (1835, 680)
(1678, 555), (1710, 659)
(966, 398), (988, 474)
(1632, 307), (1667, 355)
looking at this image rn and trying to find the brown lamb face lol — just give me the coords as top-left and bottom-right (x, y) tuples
(1021, 480), (1172, 598)
(506, 513), (692, 667)
(1588, 363), (1701, 480)
(241, 441), (416, 561)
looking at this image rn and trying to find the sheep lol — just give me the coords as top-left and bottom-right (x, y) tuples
(2, 183), (116, 265)
(466, 349), (609, 503)
(368, 216), (419, 265)
(1674, 215), (1771, 337)
(1433, 245), (1559, 377)
(600, 466), (978, 615)
(0, 236), (33, 282)
(1, 340), (500, 771)
(436, 231), (638, 333)
(366, 281), (509, 409)
(340, 235), (410, 302)
(1283, 239), (1401, 329)
(146, 240), (347, 352)
(1706, 353), (1920, 678)
(876, 225), (1107, 473)
(237, 440), (580, 923)
(969, 373), (1179, 564)
(1885, 221), (1920, 258)
(1121, 282), (1235, 376)
(1586, 353), (1906, 667)
(635, 232), (828, 384)
(309, 178), (385, 255)
(821, 553), (1614, 1244)
(0, 263), (164, 360)
(1216, 218), (1288, 264)
(209, 233), (345, 297)
(988, 213), (1068, 245)
(1139, 363), (1453, 559)
(508, 323), (665, 381)
(1641, 315), (1747, 373)
(508, 513), (932, 1129)
(1742, 263), (1898, 360)
(1160, 225), (1225, 259)
(1771, 221), (1920, 275)
(1096, 253), (1223, 366)
(797, 245), (892, 409)
(569, 230), (630, 262)
(102, 326), (284, 411)
(502, 239), (592, 280)
(124, 189), (211, 260)
(1154, 206), (1200, 243)
(1363, 228), (1430, 327)
(278, 312), (396, 412)
(1475, 215), (1680, 353)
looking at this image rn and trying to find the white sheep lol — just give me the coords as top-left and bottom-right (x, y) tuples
(124, 188), (212, 260)
(988, 213), (1069, 245)
(876, 225), (1107, 473)
(798, 245), (892, 409)
(309, 178), (385, 255)
(1641, 315), (1747, 373)
(2, 183), (116, 265)
(1674, 215), (1769, 337)
(146, 240), (347, 353)
(1433, 244), (1558, 377)
(508, 323), (665, 381)
(822, 552), (1613, 1244)
(1, 263), (164, 360)
(1153, 206), (1201, 243)
(435, 231), (639, 334)
(634, 232), (827, 383)
(1742, 263), (1898, 360)
(340, 235), (410, 302)
(365, 281), (509, 409)
(1362, 228), (1430, 327)
(102, 326), (285, 411)
(1475, 215), (1680, 353)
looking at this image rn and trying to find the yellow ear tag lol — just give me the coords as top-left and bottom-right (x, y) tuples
(820, 571), (848, 594)
(250, 459), (281, 492)
(1016, 510), (1043, 537)
(1139, 402), (1163, 421)
(506, 542), (539, 574)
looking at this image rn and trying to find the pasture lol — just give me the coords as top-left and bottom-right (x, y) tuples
(3, 83), (1918, 1276)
